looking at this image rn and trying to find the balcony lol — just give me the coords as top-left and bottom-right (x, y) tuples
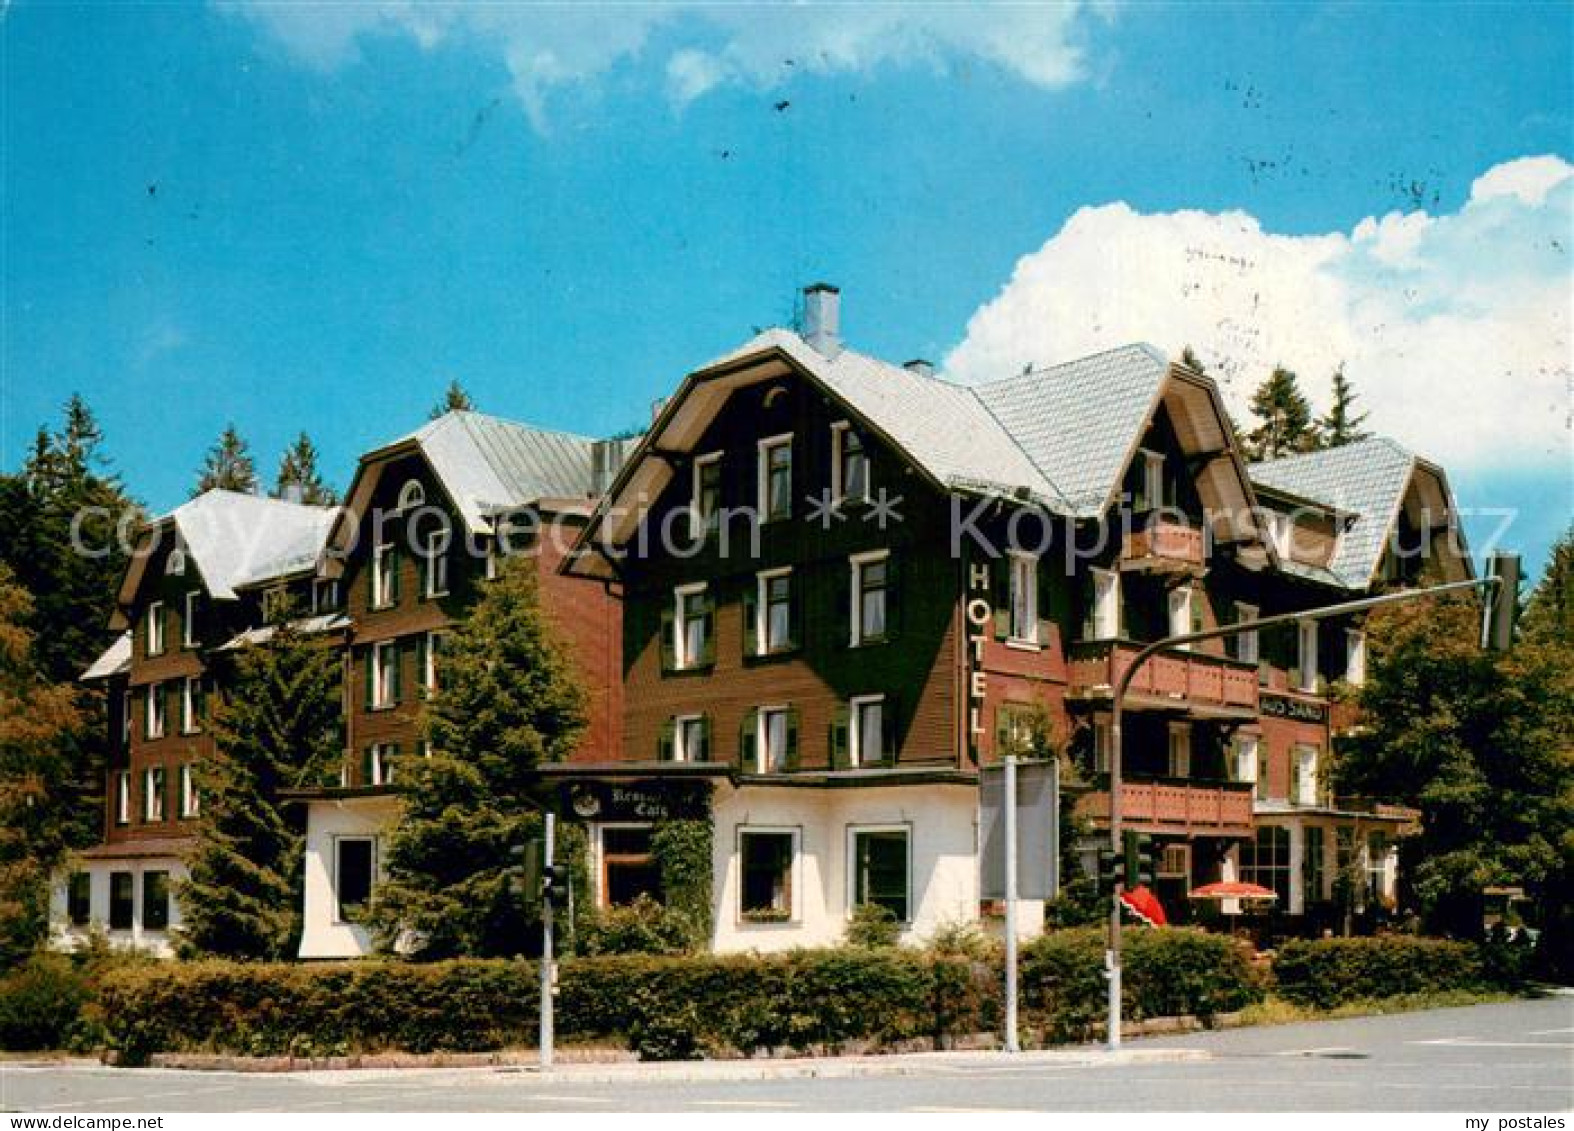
(1079, 776), (1255, 837)
(1121, 515), (1204, 574)
(1069, 640), (1259, 717)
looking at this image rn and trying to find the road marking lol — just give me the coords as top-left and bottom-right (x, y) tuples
(906, 1106), (1036, 1113)
(691, 1100), (799, 1108)
(1530, 1027), (1574, 1035)
(525, 1094), (617, 1104)
(1411, 1037), (1574, 1049)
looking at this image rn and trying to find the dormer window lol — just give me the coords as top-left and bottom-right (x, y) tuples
(1135, 449), (1167, 512)
(691, 452), (721, 540)
(758, 435), (793, 522)
(165, 548), (186, 576)
(831, 422), (869, 502)
(396, 480), (426, 512)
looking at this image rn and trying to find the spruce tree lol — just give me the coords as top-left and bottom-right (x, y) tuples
(0, 565), (85, 964)
(1244, 366), (1316, 461)
(1179, 345), (1207, 374)
(1317, 367), (1371, 448)
(1523, 526), (1573, 646)
(194, 424), (258, 496)
(429, 380), (477, 420)
(178, 600), (342, 959)
(368, 556), (588, 958)
(273, 432), (338, 505)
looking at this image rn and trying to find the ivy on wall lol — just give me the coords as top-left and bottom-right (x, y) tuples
(651, 816), (713, 949)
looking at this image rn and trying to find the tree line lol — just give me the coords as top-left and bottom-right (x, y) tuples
(1182, 346), (1371, 461)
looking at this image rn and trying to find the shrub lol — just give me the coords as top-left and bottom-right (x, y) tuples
(576, 895), (694, 957)
(1272, 936), (1488, 1009)
(843, 903), (901, 948)
(0, 952), (89, 1051)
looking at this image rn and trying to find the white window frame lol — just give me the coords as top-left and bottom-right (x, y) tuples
(1091, 567), (1121, 639)
(422, 631), (443, 692)
(396, 480), (425, 512)
(1092, 713), (1112, 775)
(830, 421), (869, 503)
(312, 578), (339, 614)
(1345, 628), (1367, 686)
(1266, 512), (1293, 559)
(1008, 550), (1039, 644)
(182, 591), (199, 647)
(1297, 620), (1320, 692)
(673, 713), (706, 763)
(1140, 448), (1165, 510)
(757, 433), (793, 522)
(1168, 585), (1193, 647)
(365, 743), (396, 787)
(1233, 733), (1260, 789)
(424, 530), (449, 598)
(1293, 744), (1321, 807)
(690, 451), (722, 539)
(332, 835), (377, 923)
(115, 770), (130, 825)
(143, 766), (165, 822)
(846, 823), (912, 924)
(371, 640), (398, 708)
(1167, 722), (1192, 779)
(146, 601), (165, 656)
(120, 690), (131, 745)
(179, 763), (199, 818)
(372, 543), (395, 609)
(674, 581), (709, 670)
(180, 676), (201, 735)
(756, 567), (793, 655)
(757, 705), (791, 774)
(849, 549), (890, 646)
(849, 693), (886, 768)
(1235, 602), (1259, 664)
(145, 682), (165, 740)
(737, 825), (801, 923)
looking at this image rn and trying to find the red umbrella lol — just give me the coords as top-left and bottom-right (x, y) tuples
(1119, 884), (1168, 926)
(1189, 881), (1279, 902)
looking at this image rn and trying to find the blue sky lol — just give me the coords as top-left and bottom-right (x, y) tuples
(3, 2), (1569, 573)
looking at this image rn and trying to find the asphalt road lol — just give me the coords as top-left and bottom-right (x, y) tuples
(4, 997), (1571, 1113)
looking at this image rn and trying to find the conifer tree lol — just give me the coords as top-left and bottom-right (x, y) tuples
(178, 599), (342, 959)
(1317, 367), (1372, 448)
(429, 380), (477, 420)
(273, 431), (338, 505)
(1244, 366), (1316, 461)
(1523, 526), (1574, 647)
(194, 424), (258, 496)
(0, 565), (84, 964)
(1179, 345), (1207, 374)
(368, 557), (588, 958)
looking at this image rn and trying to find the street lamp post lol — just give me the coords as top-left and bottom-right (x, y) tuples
(1104, 557), (1517, 1051)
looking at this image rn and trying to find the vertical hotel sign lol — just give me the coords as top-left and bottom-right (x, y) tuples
(966, 557), (992, 762)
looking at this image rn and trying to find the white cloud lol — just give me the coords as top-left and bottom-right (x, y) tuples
(222, 2), (1103, 126)
(944, 156), (1573, 472)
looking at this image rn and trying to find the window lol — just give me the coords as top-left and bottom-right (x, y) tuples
(165, 548), (186, 576)
(145, 683), (165, 740)
(1292, 745), (1321, 807)
(143, 767), (166, 822)
(850, 827), (910, 922)
(1167, 723), (1191, 778)
(850, 551), (889, 645)
(1304, 826), (1327, 904)
(423, 530), (449, 598)
(1366, 831), (1389, 902)
(420, 631), (444, 694)
(1265, 512), (1293, 559)
(850, 695), (888, 768)
(120, 690), (131, 745)
(1159, 844), (1190, 880)
(1168, 585), (1192, 645)
(334, 837), (374, 920)
(1009, 552), (1039, 643)
(362, 743), (397, 786)
(312, 578), (340, 614)
(1234, 602), (1259, 664)
(1345, 628), (1367, 686)
(1238, 825), (1291, 904)
(396, 479), (425, 511)
(1233, 734), (1260, 788)
(146, 601), (165, 656)
(114, 771), (130, 825)
(1297, 621), (1320, 692)
(673, 583), (714, 670)
(758, 707), (795, 774)
(669, 714), (709, 762)
(740, 830), (796, 920)
(372, 543), (397, 609)
(67, 872), (91, 927)
(691, 452), (721, 539)
(182, 591), (199, 647)
(142, 871), (169, 931)
(109, 872), (134, 930)
(752, 568), (794, 655)
(180, 676), (203, 734)
(1092, 715), (1112, 774)
(179, 764), (199, 818)
(370, 640), (399, 708)
(1088, 568), (1120, 639)
(832, 422), (869, 502)
(758, 435), (793, 521)
(1135, 449), (1167, 511)
(599, 825), (660, 907)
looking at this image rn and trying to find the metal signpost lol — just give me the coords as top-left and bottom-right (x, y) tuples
(1105, 555), (1518, 1051)
(539, 809), (556, 1071)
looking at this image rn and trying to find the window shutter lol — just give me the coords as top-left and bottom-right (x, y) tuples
(699, 713), (712, 762)
(789, 575), (804, 649)
(835, 568), (852, 646)
(699, 592), (716, 666)
(885, 556), (901, 637)
(880, 696), (899, 766)
(830, 704), (850, 769)
(415, 635), (429, 697)
(658, 717), (676, 762)
(389, 546), (402, 603)
(417, 548), (429, 602)
(1190, 585), (1206, 636)
(391, 642), (404, 704)
(361, 747), (375, 786)
(195, 678), (208, 724)
(1081, 575), (1096, 641)
(162, 604), (172, 651)
(363, 649), (374, 710)
(738, 708), (758, 773)
(993, 557), (1010, 640)
(1037, 562), (1056, 646)
(164, 682), (176, 730)
(784, 707), (800, 771)
(742, 581), (758, 658)
(659, 605), (676, 672)
(389, 743), (401, 782)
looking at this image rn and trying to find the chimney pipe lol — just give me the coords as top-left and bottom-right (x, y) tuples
(903, 358), (935, 378)
(802, 283), (841, 357)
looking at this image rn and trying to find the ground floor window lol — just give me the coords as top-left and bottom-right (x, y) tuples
(67, 872), (91, 926)
(1366, 831), (1389, 902)
(142, 870), (170, 931)
(109, 871), (133, 930)
(1304, 826), (1327, 904)
(739, 829), (796, 921)
(850, 826), (910, 923)
(600, 824), (660, 907)
(1238, 825), (1291, 904)
(335, 837), (374, 921)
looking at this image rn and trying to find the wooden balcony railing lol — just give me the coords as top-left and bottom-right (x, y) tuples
(1079, 775), (1255, 836)
(1122, 515), (1204, 571)
(1070, 640), (1259, 714)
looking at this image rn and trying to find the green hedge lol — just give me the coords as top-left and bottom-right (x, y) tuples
(1272, 936), (1489, 1009)
(93, 928), (1258, 1063)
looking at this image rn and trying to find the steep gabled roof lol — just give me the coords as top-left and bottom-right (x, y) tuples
(81, 630), (131, 682)
(1250, 436), (1466, 589)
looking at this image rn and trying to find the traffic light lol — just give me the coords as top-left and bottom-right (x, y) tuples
(509, 840), (543, 909)
(1097, 842), (1122, 892)
(1484, 551), (1520, 653)
(1123, 831), (1155, 888)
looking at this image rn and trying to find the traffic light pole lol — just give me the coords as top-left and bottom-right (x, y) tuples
(540, 809), (555, 1071)
(1104, 562), (1515, 1052)
(1003, 752), (1020, 1053)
